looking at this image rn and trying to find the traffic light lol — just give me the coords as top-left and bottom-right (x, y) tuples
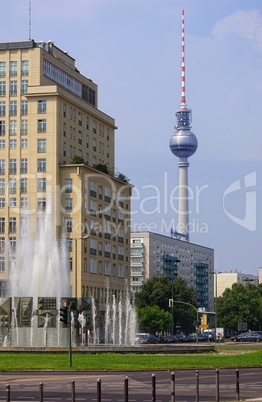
(60, 306), (68, 326)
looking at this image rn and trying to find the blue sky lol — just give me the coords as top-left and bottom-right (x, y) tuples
(2, 0), (262, 275)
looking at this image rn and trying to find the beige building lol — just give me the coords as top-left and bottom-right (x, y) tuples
(0, 40), (132, 305)
(215, 271), (258, 297)
(130, 231), (215, 311)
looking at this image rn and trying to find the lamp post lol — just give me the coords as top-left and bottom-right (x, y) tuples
(170, 257), (180, 336)
(74, 235), (89, 298)
(173, 300), (199, 343)
(212, 271), (221, 341)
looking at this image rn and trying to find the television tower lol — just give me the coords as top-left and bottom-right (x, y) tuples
(169, 10), (198, 242)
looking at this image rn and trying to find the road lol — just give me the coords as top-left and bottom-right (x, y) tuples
(0, 367), (262, 401)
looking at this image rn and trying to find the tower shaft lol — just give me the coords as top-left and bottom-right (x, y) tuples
(177, 158), (189, 240)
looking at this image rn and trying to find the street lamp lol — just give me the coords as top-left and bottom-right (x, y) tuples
(212, 271), (221, 341)
(173, 300), (199, 343)
(169, 257), (180, 336)
(74, 235), (89, 298)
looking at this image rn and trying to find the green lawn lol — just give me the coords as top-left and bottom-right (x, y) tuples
(0, 348), (261, 371)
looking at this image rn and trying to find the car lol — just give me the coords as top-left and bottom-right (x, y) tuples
(165, 335), (179, 344)
(198, 333), (214, 342)
(231, 332), (262, 342)
(183, 334), (198, 343)
(135, 333), (159, 344)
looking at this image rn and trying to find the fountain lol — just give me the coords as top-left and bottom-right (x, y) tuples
(0, 200), (137, 348)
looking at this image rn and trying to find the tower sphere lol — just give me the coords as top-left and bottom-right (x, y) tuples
(169, 128), (198, 158)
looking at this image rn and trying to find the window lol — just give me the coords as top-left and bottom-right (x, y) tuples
(21, 139), (27, 149)
(9, 178), (16, 194)
(37, 198), (46, 211)
(0, 257), (5, 272)
(20, 119), (28, 135)
(67, 238), (72, 252)
(20, 158), (27, 173)
(78, 112), (82, 126)
(63, 103), (66, 118)
(21, 60), (29, 76)
(9, 139), (17, 149)
(21, 197), (28, 208)
(78, 131), (82, 145)
(65, 198), (72, 212)
(93, 138), (96, 151)
(9, 120), (17, 135)
(9, 237), (16, 252)
(8, 217), (16, 234)
(86, 116), (89, 130)
(0, 238), (5, 253)
(38, 100), (46, 114)
(0, 102), (5, 117)
(90, 200), (97, 216)
(0, 62), (6, 78)
(9, 159), (16, 174)
(10, 61), (17, 77)
(0, 121), (5, 136)
(9, 198), (16, 208)
(0, 159), (5, 175)
(90, 258), (97, 274)
(93, 120), (97, 134)
(0, 81), (6, 96)
(37, 139), (46, 153)
(105, 186), (111, 202)
(63, 142), (66, 157)
(104, 261), (111, 276)
(0, 179), (5, 194)
(0, 140), (5, 149)
(20, 178), (27, 194)
(65, 178), (72, 193)
(38, 119), (46, 133)
(37, 178), (46, 192)
(9, 100), (17, 116)
(0, 198), (5, 208)
(37, 158), (46, 172)
(90, 180), (97, 197)
(63, 122), (66, 137)
(10, 81), (17, 96)
(65, 218), (72, 232)
(21, 80), (28, 95)
(0, 218), (4, 233)
(21, 100), (28, 115)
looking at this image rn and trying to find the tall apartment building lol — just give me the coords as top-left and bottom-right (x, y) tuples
(130, 231), (214, 311)
(0, 40), (132, 306)
(215, 271), (258, 297)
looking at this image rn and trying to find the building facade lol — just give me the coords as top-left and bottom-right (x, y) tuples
(130, 231), (214, 311)
(215, 271), (258, 298)
(0, 40), (132, 306)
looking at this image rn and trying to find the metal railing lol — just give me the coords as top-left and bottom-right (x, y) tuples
(4, 369), (242, 402)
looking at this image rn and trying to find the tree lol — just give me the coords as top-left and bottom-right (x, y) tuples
(136, 305), (171, 334)
(70, 155), (85, 164)
(134, 276), (197, 334)
(96, 163), (109, 174)
(217, 283), (262, 332)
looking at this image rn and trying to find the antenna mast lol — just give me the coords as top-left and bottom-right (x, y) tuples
(29, 0), (32, 40)
(180, 10), (186, 110)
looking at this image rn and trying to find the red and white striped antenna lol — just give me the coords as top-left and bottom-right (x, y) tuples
(180, 10), (187, 110)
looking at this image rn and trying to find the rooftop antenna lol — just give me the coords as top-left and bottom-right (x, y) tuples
(29, 0), (32, 40)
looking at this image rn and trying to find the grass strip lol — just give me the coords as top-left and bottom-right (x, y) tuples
(0, 349), (261, 371)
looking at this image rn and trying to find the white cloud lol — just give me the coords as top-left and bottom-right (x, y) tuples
(212, 9), (262, 51)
